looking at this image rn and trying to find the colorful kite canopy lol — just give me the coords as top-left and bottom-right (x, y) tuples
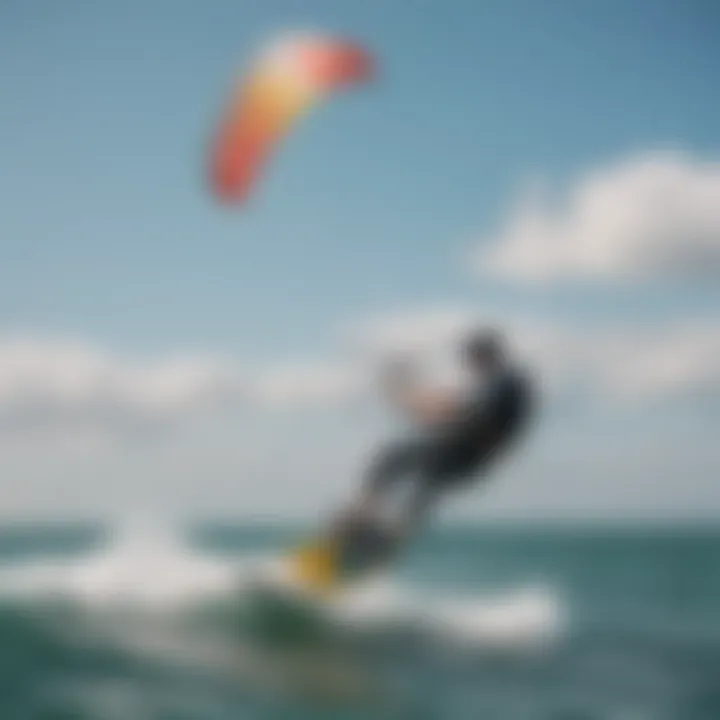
(209, 33), (372, 204)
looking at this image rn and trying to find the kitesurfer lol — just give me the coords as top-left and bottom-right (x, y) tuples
(334, 328), (536, 563)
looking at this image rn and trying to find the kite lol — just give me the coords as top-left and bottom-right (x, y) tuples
(209, 33), (372, 204)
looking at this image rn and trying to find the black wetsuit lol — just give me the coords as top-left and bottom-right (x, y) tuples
(363, 366), (534, 519)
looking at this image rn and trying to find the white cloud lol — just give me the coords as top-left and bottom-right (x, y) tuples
(254, 361), (363, 407)
(0, 338), (243, 431)
(475, 151), (720, 282)
(494, 316), (720, 403)
(586, 322), (720, 401)
(528, 320), (720, 403)
(0, 338), (365, 440)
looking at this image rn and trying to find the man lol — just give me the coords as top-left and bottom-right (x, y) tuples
(332, 328), (535, 569)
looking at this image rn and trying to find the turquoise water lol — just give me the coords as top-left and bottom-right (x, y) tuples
(0, 522), (719, 719)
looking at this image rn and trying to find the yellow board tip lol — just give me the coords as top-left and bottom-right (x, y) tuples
(290, 540), (340, 591)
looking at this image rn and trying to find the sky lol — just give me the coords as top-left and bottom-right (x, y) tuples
(0, 0), (718, 520)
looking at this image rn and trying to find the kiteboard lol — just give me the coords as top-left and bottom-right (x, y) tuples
(240, 513), (401, 642)
(287, 513), (403, 593)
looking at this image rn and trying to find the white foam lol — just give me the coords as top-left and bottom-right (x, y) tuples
(0, 522), (566, 649)
(321, 580), (564, 648)
(0, 520), (240, 608)
(254, 560), (565, 649)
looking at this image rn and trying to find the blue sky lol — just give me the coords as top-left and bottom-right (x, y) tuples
(0, 0), (718, 517)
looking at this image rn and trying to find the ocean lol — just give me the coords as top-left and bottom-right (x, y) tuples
(0, 521), (718, 720)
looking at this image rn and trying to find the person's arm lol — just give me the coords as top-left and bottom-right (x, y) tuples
(379, 357), (462, 425)
(389, 386), (460, 425)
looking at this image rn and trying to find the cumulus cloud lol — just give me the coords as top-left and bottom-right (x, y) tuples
(521, 319), (720, 403)
(475, 151), (720, 282)
(584, 322), (720, 401)
(0, 338), (245, 438)
(0, 338), (366, 440)
(254, 361), (363, 407)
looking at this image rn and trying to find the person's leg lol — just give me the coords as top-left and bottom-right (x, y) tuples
(326, 438), (425, 543)
(358, 439), (427, 511)
(397, 442), (487, 535)
(396, 479), (441, 537)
